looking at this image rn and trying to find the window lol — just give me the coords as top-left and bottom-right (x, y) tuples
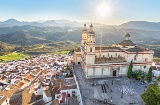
(111, 55), (112, 58)
(144, 66), (146, 69)
(72, 91), (75, 93)
(90, 47), (92, 52)
(90, 37), (92, 42)
(115, 53), (117, 57)
(103, 55), (105, 58)
(134, 55), (137, 61)
(108, 53), (109, 57)
(145, 58), (148, 61)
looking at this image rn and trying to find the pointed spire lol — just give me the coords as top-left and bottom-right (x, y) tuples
(90, 24), (93, 32)
(84, 23), (86, 30)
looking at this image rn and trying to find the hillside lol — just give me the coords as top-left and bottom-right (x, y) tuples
(16, 40), (78, 55)
(0, 19), (160, 56)
(0, 41), (17, 55)
(119, 21), (160, 31)
(0, 52), (29, 62)
(0, 30), (51, 46)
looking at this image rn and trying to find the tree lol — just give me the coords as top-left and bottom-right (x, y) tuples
(157, 75), (160, 81)
(70, 70), (73, 76)
(65, 73), (69, 78)
(141, 82), (160, 105)
(127, 60), (133, 78)
(147, 67), (152, 83)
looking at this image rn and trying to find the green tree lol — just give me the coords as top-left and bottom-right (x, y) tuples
(147, 67), (152, 83)
(141, 82), (160, 105)
(70, 70), (73, 76)
(65, 73), (69, 78)
(157, 76), (160, 81)
(127, 60), (133, 78)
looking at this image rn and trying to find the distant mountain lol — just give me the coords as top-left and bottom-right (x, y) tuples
(119, 21), (160, 31)
(0, 19), (76, 27)
(0, 24), (160, 46)
(0, 19), (160, 55)
(0, 19), (31, 27)
(0, 30), (51, 46)
(0, 18), (103, 27)
(43, 20), (57, 26)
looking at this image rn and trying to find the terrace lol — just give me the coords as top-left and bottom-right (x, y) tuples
(95, 57), (126, 64)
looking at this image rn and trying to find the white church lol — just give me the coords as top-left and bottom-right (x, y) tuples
(74, 24), (154, 78)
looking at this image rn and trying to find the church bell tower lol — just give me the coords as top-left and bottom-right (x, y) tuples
(86, 24), (96, 65)
(81, 24), (88, 46)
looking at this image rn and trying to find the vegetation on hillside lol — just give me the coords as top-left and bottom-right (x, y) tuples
(153, 57), (160, 62)
(0, 52), (29, 62)
(20, 40), (78, 54)
(54, 50), (70, 54)
(0, 42), (17, 55)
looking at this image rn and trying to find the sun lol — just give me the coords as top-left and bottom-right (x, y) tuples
(97, 3), (111, 18)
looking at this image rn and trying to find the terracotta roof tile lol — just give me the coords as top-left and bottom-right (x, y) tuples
(18, 82), (25, 88)
(95, 46), (121, 50)
(126, 46), (149, 52)
(119, 40), (135, 46)
(26, 75), (34, 80)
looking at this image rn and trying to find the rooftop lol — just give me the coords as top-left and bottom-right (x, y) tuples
(126, 46), (150, 52)
(95, 46), (121, 51)
(74, 47), (81, 52)
(119, 40), (135, 46)
(95, 57), (126, 64)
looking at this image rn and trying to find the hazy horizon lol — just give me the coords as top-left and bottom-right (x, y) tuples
(0, 0), (160, 25)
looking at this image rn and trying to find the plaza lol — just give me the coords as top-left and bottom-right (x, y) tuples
(74, 64), (146, 105)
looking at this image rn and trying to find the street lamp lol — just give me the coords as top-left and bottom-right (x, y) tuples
(121, 89), (123, 98)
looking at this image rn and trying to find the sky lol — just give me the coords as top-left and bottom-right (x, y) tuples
(0, 0), (160, 25)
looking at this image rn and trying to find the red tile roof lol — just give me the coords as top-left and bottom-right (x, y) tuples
(26, 75), (34, 80)
(18, 82), (25, 88)
(35, 69), (40, 72)
(61, 92), (66, 103)
(24, 73), (29, 77)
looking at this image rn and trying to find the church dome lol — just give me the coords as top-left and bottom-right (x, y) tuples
(125, 33), (130, 37)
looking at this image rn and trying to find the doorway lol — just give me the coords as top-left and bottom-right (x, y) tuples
(113, 70), (116, 76)
(78, 62), (80, 64)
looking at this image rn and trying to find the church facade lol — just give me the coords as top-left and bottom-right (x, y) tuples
(74, 24), (154, 78)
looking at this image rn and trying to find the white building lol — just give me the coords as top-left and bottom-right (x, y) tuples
(74, 24), (154, 78)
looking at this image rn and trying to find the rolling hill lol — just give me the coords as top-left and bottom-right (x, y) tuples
(0, 19), (160, 56)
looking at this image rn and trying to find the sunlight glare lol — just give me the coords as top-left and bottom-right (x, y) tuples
(97, 3), (111, 18)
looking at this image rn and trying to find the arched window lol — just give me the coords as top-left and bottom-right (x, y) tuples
(145, 58), (148, 61)
(134, 55), (137, 61)
(90, 47), (92, 52)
